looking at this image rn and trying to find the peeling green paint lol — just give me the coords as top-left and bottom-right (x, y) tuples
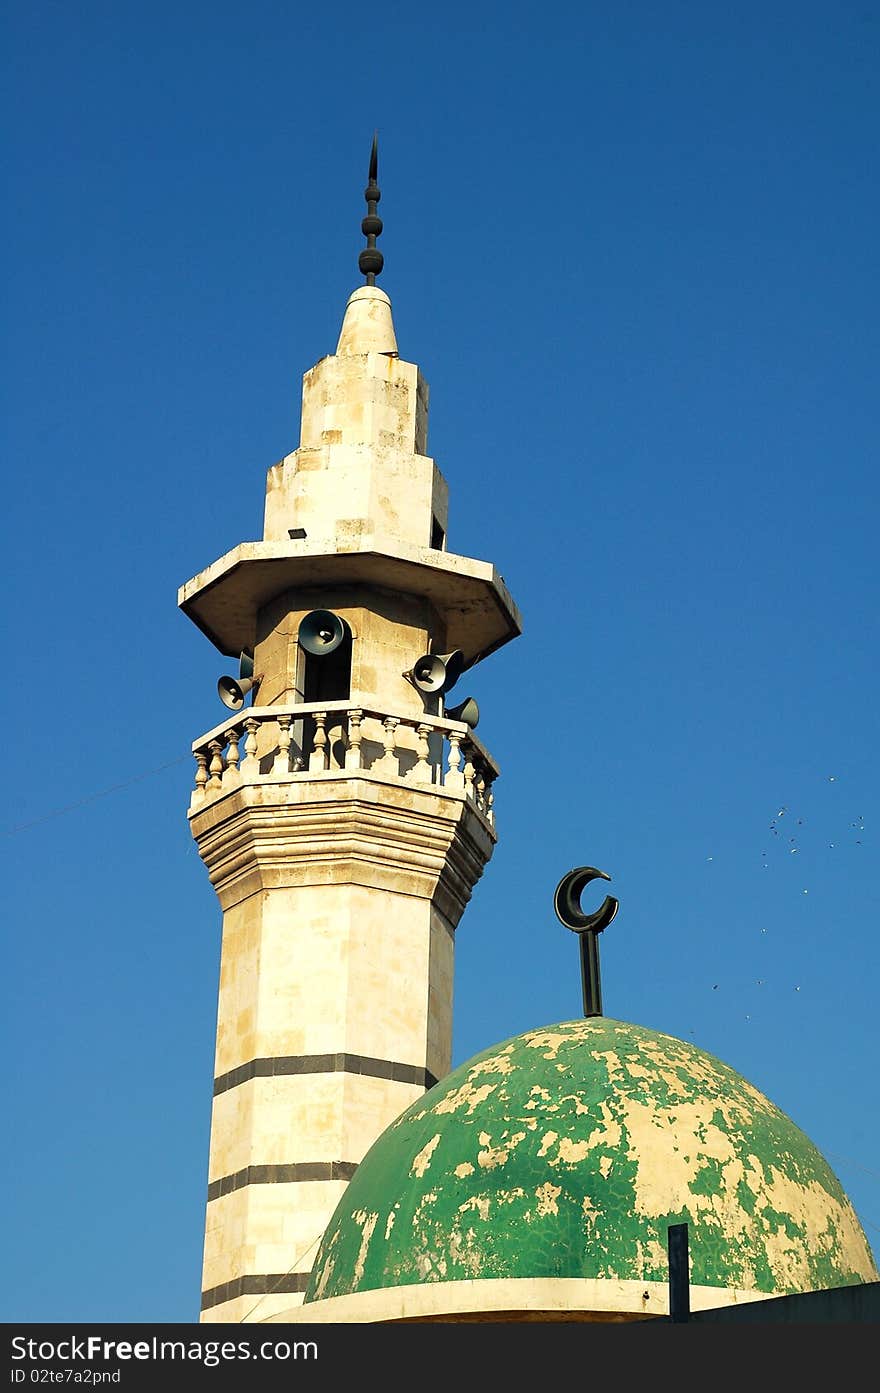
(304, 1018), (878, 1305)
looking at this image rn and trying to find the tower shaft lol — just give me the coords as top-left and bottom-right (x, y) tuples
(194, 774), (492, 1320)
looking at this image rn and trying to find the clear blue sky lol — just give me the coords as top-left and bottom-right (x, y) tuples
(3, 1), (878, 1322)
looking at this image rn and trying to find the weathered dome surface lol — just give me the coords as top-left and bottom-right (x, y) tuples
(305, 1018), (877, 1305)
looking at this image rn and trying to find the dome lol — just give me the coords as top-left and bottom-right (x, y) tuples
(304, 1018), (877, 1318)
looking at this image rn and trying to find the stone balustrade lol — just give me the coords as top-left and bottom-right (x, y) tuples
(189, 699), (498, 824)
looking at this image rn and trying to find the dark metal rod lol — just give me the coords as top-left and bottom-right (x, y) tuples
(580, 931), (602, 1017)
(668, 1222), (690, 1323)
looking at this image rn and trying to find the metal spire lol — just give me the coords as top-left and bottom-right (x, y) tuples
(358, 132), (384, 285)
(554, 867), (619, 1017)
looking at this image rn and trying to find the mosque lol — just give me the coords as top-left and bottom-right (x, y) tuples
(179, 142), (878, 1325)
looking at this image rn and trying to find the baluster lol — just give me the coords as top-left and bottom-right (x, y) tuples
(191, 750), (209, 808)
(207, 739), (225, 790)
(463, 745), (476, 802)
(240, 717), (260, 777)
(410, 723), (432, 784)
(445, 732), (464, 789)
(273, 714), (292, 774)
(345, 709), (364, 770)
(474, 763), (487, 813)
(222, 727), (242, 786)
(485, 779), (496, 826)
(309, 711), (329, 771)
(375, 716), (400, 775)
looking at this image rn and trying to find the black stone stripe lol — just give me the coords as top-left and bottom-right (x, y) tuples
(214, 1052), (438, 1097)
(207, 1159), (358, 1203)
(201, 1273), (308, 1312)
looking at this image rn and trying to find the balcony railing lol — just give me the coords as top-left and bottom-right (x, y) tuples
(189, 700), (497, 825)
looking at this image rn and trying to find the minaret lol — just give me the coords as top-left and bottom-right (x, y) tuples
(180, 141), (522, 1323)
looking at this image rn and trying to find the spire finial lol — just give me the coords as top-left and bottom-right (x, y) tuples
(358, 131), (383, 286)
(554, 867), (619, 1018)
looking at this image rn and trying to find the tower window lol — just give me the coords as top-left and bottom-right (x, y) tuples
(301, 629), (352, 703)
(295, 621), (353, 769)
(430, 516), (445, 550)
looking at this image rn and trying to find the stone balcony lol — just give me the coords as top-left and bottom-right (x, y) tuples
(188, 700), (498, 828)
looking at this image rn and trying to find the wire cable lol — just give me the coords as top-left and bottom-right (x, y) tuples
(238, 1228), (326, 1324)
(3, 755), (190, 835)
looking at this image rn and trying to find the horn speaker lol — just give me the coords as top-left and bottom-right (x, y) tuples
(218, 651), (258, 710)
(409, 649), (464, 695)
(298, 610), (348, 656)
(445, 696), (480, 729)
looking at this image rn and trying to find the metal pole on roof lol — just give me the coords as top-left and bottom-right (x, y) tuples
(668, 1222), (691, 1323)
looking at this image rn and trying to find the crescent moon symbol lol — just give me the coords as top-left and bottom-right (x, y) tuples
(554, 866), (619, 934)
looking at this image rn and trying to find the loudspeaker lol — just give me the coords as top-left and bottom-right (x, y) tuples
(217, 651), (258, 710)
(217, 674), (256, 710)
(299, 610), (348, 656)
(409, 649), (464, 695)
(445, 696), (479, 729)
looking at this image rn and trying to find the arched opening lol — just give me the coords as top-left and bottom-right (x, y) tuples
(295, 610), (353, 768)
(301, 627), (352, 703)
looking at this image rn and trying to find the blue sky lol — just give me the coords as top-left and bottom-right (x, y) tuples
(3, 1), (878, 1322)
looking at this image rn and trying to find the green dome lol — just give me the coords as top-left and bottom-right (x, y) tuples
(306, 1018), (877, 1305)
